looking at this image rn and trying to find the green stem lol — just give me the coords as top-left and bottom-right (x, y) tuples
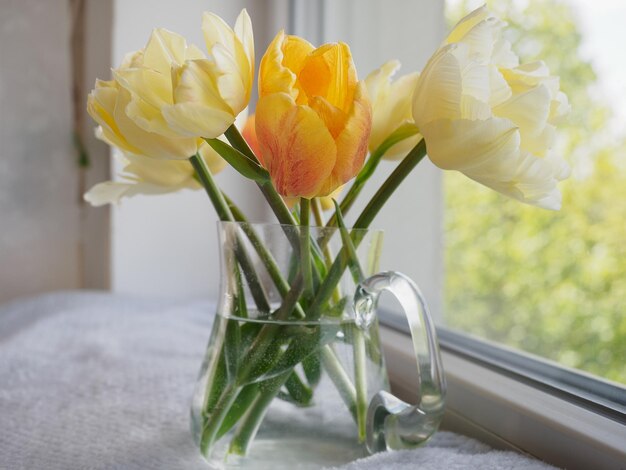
(312, 198), (342, 303)
(353, 329), (368, 442)
(311, 198), (325, 226)
(189, 153), (234, 222)
(353, 139), (427, 230)
(229, 370), (293, 456)
(190, 154), (270, 313)
(309, 140), (428, 317)
(334, 200), (368, 440)
(300, 198), (313, 295)
(200, 383), (240, 456)
(327, 146), (385, 228)
(224, 194), (306, 319)
(326, 124), (421, 229)
(235, 275), (304, 384)
(320, 346), (357, 419)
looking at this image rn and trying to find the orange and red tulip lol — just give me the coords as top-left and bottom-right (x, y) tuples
(255, 31), (371, 199)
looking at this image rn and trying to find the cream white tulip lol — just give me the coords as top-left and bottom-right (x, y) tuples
(365, 60), (421, 160)
(84, 109), (249, 206)
(413, 6), (570, 210)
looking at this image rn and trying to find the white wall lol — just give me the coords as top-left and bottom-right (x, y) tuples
(0, 1), (80, 302)
(109, 0), (446, 317)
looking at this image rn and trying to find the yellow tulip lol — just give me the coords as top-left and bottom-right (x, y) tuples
(163, 9), (255, 138)
(84, 141), (226, 206)
(412, 6), (570, 210)
(365, 60), (421, 160)
(84, 107), (249, 206)
(255, 31), (372, 199)
(111, 29), (206, 146)
(87, 76), (198, 160)
(110, 10), (253, 144)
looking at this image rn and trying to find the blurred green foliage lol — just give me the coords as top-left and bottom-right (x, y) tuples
(443, 0), (626, 384)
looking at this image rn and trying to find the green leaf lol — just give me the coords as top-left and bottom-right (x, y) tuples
(334, 200), (365, 282)
(204, 138), (270, 183)
(216, 383), (260, 439)
(283, 371), (313, 406)
(224, 319), (241, 382)
(302, 352), (322, 387)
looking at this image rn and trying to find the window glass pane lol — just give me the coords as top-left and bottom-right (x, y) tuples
(443, 0), (626, 385)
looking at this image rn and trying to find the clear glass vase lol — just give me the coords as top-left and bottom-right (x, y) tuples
(191, 222), (446, 469)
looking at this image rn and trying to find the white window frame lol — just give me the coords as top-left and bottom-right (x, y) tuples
(380, 324), (626, 469)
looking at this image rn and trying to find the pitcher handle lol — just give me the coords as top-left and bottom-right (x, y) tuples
(353, 271), (446, 453)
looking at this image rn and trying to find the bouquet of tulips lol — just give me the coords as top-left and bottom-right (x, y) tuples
(85, 5), (569, 460)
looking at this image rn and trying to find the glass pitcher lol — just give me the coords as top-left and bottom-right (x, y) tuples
(191, 222), (446, 469)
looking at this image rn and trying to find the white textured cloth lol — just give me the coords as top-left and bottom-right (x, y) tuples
(0, 292), (556, 469)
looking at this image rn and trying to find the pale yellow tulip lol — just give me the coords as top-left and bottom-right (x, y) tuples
(87, 77), (197, 160)
(162, 9), (255, 139)
(364, 60), (421, 160)
(112, 29), (206, 143)
(84, 141), (226, 206)
(412, 6), (570, 210)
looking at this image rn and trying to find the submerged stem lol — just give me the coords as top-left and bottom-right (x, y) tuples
(300, 198), (313, 295)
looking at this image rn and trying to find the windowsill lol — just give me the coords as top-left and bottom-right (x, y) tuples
(380, 325), (626, 469)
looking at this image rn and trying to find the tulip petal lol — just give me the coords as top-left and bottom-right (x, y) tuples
(259, 31), (311, 99)
(88, 82), (139, 155)
(550, 91), (570, 122)
(365, 61), (420, 159)
(203, 11), (250, 91)
(475, 150), (566, 210)
(114, 88), (197, 159)
(143, 29), (202, 73)
(123, 153), (195, 187)
(421, 117), (520, 179)
(445, 5), (490, 44)
(84, 180), (190, 206)
(114, 67), (184, 138)
(309, 96), (347, 138)
(163, 102), (234, 139)
(165, 59), (236, 138)
(213, 43), (248, 114)
(256, 93), (337, 198)
(365, 60), (401, 104)
(202, 12), (238, 59)
(298, 42), (356, 113)
(234, 9), (254, 82)
(488, 66), (512, 107)
(84, 181), (135, 206)
(171, 60), (230, 111)
(494, 83), (553, 155)
(413, 44), (464, 125)
(319, 82), (371, 195)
